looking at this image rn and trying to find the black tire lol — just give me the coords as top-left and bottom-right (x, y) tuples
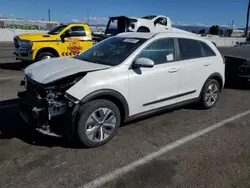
(36, 52), (55, 61)
(199, 79), (220, 109)
(77, 99), (121, 148)
(137, 27), (150, 32)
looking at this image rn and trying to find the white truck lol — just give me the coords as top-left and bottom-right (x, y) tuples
(127, 15), (194, 34)
(92, 15), (195, 43)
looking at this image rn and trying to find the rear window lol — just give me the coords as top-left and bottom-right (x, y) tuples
(178, 38), (203, 60)
(200, 41), (216, 57)
(69, 26), (86, 37)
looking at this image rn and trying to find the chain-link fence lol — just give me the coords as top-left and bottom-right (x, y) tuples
(0, 19), (58, 31)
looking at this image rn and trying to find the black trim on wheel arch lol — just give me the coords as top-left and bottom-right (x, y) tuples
(80, 89), (129, 120)
(199, 72), (224, 97)
(143, 90), (196, 106)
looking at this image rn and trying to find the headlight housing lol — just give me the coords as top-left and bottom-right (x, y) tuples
(20, 40), (33, 48)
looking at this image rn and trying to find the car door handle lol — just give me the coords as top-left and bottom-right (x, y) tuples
(203, 62), (211, 66)
(168, 67), (179, 73)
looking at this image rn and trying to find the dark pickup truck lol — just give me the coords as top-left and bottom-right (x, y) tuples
(92, 16), (133, 43)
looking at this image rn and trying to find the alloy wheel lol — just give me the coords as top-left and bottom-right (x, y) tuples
(85, 108), (117, 142)
(41, 55), (51, 60)
(205, 83), (219, 107)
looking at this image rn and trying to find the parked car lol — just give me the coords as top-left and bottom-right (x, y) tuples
(224, 45), (250, 84)
(13, 23), (93, 62)
(233, 41), (250, 47)
(18, 32), (225, 147)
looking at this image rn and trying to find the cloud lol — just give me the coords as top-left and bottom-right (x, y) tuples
(85, 17), (108, 25)
(71, 17), (108, 25)
(71, 19), (81, 23)
(194, 23), (207, 26)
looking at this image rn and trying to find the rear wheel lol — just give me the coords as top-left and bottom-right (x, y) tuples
(199, 79), (220, 109)
(137, 27), (150, 32)
(77, 99), (121, 148)
(36, 52), (55, 61)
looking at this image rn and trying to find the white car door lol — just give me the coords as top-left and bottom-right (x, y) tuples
(128, 37), (180, 115)
(177, 38), (216, 102)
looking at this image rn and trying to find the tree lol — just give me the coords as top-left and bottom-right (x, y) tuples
(209, 25), (220, 35)
(199, 29), (206, 34)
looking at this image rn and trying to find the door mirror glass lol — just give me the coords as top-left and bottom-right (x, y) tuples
(133, 57), (154, 68)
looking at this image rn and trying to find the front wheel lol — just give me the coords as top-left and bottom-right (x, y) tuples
(36, 52), (55, 61)
(199, 79), (220, 109)
(77, 99), (121, 148)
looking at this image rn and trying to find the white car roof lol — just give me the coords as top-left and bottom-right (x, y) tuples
(116, 32), (210, 43)
(116, 32), (156, 39)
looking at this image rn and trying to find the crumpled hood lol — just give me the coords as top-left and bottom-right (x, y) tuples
(24, 57), (111, 84)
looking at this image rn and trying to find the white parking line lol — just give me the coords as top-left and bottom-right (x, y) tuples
(0, 76), (22, 81)
(80, 110), (250, 188)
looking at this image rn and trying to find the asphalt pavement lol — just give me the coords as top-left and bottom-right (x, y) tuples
(0, 43), (250, 188)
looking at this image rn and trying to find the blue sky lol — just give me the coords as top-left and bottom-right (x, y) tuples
(0, 0), (248, 27)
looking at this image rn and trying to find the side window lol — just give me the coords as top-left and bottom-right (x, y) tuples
(178, 38), (203, 60)
(69, 26), (86, 37)
(154, 17), (168, 26)
(137, 38), (175, 65)
(200, 41), (216, 57)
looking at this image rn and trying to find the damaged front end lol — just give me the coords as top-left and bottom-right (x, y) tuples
(17, 73), (85, 137)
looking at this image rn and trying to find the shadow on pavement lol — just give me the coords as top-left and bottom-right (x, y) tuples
(224, 80), (250, 90)
(0, 98), (85, 149)
(0, 61), (30, 71)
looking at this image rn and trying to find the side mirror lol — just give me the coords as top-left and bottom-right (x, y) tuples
(60, 30), (70, 43)
(60, 33), (66, 43)
(133, 57), (154, 68)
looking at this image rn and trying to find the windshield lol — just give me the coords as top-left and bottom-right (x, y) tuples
(47, 25), (67, 35)
(75, 37), (147, 66)
(142, 15), (157, 20)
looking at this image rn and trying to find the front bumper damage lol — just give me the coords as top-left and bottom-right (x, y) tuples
(17, 78), (78, 137)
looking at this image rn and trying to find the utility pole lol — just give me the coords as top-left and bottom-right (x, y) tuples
(245, 0), (250, 37)
(48, 9), (51, 21)
(87, 12), (89, 25)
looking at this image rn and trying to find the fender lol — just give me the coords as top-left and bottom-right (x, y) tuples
(199, 72), (224, 98)
(80, 89), (129, 120)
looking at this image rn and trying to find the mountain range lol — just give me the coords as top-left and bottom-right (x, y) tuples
(89, 23), (238, 32)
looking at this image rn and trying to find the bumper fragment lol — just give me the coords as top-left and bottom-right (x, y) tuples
(17, 87), (74, 137)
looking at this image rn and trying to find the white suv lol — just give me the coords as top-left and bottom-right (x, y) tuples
(18, 32), (225, 147)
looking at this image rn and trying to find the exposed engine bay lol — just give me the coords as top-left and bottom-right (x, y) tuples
(17, 73), (85, 137)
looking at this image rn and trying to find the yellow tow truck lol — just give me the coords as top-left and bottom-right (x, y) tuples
(13, 23), (93, 62)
